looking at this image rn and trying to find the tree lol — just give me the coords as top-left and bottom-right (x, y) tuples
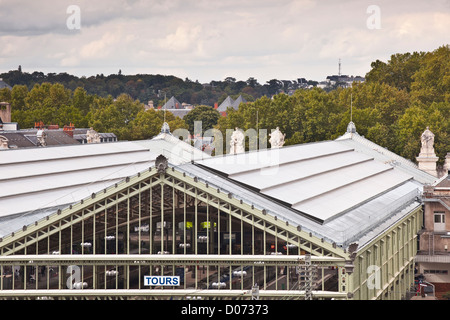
(48, 83), (71, 109)
(265, 79), (283, 95)
(88, 103), (121, 134)
(0, 88), (11, 102)
(88, 93), (144, 140)
(365, 51), (426, 91)
(184, 105), (221, 135)
(72, 87), (93, 115)
(294, 88), (343, 142)
(394, 102), (449, 165)
(224, 77), (236, 84)
(10, 85), (28, 110)
(246, 77), (259, 88)
(55, 105), (87, 128)
(410, 45), (450, 104)
(128, 108), (166, 140)
(24, 82), (71, 110)
(136, 108), (187, 137)
(113, 93), (144, 125)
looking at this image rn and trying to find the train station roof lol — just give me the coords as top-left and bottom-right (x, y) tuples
(0, 123), (209, 221)
(0, 123), (428, 249)
(335, 128), (437, 185)
(193, 139), (423, 247)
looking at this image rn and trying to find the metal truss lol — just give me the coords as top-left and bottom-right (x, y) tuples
(0, 289), (349, 300)
(0, 165), (347, 258)
(0, 254), (346, 267)
(0, 254), (348, 300)
(0, 160), (350, 299)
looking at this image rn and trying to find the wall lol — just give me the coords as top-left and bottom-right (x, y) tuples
(350, 205), (422, 300)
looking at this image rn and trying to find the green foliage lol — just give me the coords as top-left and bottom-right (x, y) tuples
(127, 108), (187, 140)
(366, 51), (426, 91)
(410, 46), (450, 104)
(10, 85), (28, 110)
(0, 88), (11, 102)
(183, 105), (221, 134)
(0, 71), (260, 107)
(1, 45), (447, 168)
(212, 45), (449, 166)
(87, 93), (144, 140)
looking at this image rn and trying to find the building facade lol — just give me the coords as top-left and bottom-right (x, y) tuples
(416, 173), (450, 297)
(0, 123), (434, 300)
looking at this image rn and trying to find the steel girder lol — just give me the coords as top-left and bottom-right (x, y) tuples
(0, 162), (350, 299)
(0, 165), (348, 259)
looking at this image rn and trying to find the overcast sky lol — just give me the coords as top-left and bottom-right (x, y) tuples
(0, 0), (449, 83)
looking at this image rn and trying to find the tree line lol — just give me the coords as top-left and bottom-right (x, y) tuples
(0, 45), (448, 166)
(214, 45), (449, 166)
(0, 69), (313, 108)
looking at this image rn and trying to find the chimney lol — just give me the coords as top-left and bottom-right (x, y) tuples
(35, 121), (45, 129)
(214, 103), (218, 109)
(63, 122), (75, 137)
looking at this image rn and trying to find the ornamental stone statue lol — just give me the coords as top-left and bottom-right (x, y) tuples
(419, 126), (435, 156)
(416, 126), (438, 177)
(0, 135), (8, 150)
(230, 127), (245, 154)
(36, 129), (47, 147)
(269, 127), (285, 149)
(155, 154), (169, 174)
(86, 127), (101, 144)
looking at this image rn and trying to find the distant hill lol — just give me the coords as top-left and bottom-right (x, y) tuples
(0, 69), (316, 107)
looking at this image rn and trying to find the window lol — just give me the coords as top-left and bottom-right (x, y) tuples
(434, 213), (445, 223)
(434, 212), (446, 232)
(424, 270), (448, 275)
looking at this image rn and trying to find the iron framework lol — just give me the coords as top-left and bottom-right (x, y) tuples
(0, 161), (351, 300)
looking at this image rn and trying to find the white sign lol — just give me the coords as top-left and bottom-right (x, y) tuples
(144, 276), (180, 286)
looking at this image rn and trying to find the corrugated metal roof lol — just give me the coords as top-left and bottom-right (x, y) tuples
(0, 142), (155, 218)
(0, 129), (424, 249)
(133, 131), (210, 164)
(0, 131), (210, 219)
(201, 140), (353, 176)
(195, 140), (415, 223)
(336, 130), (437, 185)
(177, 162), (421, 248)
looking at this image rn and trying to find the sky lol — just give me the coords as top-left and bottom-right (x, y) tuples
(0, 0), (449, 84)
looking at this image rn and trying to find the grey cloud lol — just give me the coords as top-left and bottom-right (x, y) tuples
(0, 0), (448, 82)
(0, 0), (178, 36)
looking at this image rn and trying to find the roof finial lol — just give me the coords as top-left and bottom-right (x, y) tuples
(346, 121), (356, 134)
(161, 122), (170, 134)
(346, 93), (356, 134)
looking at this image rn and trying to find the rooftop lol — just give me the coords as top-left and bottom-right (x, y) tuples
(217, 95), (247, 112)
(0, 124), (210, 223)
(336, 123), (437, 185)
(194, 140), (419, 224)
(0, 122), (428, 249)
